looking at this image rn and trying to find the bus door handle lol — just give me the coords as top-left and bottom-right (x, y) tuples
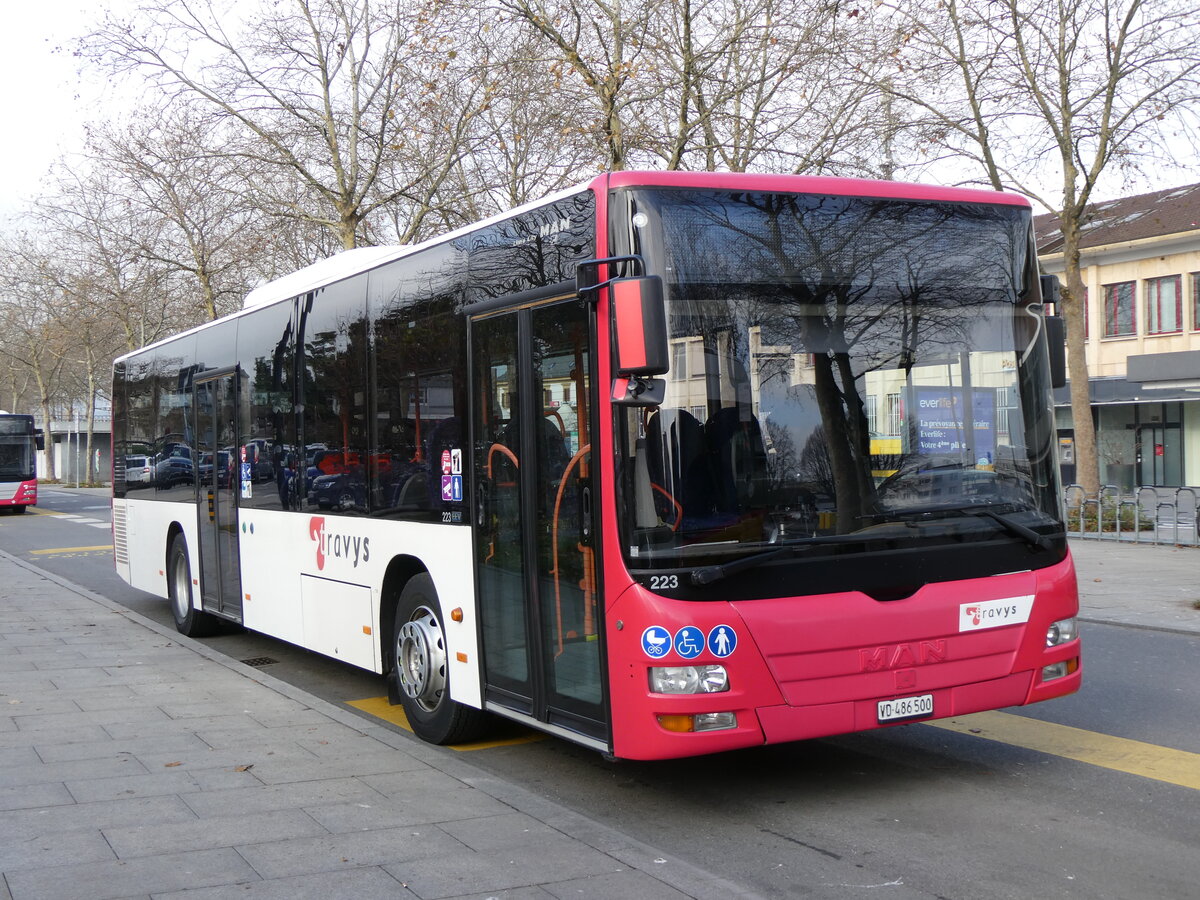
(579, 482), (593, 545)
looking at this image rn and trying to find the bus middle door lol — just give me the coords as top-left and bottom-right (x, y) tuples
(194, 371), (244, 623)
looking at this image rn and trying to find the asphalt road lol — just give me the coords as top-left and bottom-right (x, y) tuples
(6, 487), (1199, 899)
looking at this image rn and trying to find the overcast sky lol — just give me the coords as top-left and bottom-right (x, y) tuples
(2, 1), (1192, 223)
(0, 2), (117, 219)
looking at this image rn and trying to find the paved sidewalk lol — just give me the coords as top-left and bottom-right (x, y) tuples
(1069, 538), (1200, 635)
(0, 549), (752, 900)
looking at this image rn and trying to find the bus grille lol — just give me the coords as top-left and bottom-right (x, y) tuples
(112, 504), (128, 564)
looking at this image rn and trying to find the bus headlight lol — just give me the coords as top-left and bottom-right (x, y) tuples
(648, 665), (729, 694)
(1046, 617), (1078, 647)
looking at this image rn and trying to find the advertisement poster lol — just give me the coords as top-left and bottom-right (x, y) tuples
(913, 387), (996, 464)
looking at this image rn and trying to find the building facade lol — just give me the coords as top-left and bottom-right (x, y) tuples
(1036, 183), (1200, 489)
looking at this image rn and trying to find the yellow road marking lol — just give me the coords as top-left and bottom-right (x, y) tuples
(928, 710), (1200, 791)
(347, 696), (545, 751)
(27, 507), (63, 515)
(30, 545), (113, 555)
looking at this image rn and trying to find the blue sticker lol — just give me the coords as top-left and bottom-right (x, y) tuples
(674, 626), (705, 659)
(707, 624), (737, 658)
(641, 626), (672, 658)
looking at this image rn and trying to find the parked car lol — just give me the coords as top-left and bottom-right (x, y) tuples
(154, 448), (195, 487)
(124, 455), (153, 487)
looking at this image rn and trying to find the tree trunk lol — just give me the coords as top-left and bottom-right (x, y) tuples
(1059, 216), (1098, 494)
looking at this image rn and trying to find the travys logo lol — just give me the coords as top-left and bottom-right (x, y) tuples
(309, 516), (370, 571)
(959, 595), (1034, 632)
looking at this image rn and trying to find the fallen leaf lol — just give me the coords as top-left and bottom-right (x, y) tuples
(164, 761), (182, 767)
(235, 764), (254, 772)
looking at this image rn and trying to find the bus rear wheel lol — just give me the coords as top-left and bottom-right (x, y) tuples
(167, 535), (220, 638)
(391, 573), (488, 745)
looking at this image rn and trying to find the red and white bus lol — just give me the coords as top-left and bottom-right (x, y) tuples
(111, 171), (1080, 760)
(0, 413), (40, 512)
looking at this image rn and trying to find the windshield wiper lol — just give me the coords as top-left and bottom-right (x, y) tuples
(689, 533), (852, 586)
(879, 502), (1054, 551)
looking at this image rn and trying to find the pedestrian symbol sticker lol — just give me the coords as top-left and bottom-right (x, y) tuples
(707, 624), (737, 658)
(674, 626), (704, 659)
(641, 626), (671, 658)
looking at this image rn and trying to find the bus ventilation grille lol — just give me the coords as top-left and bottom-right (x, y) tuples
(112, 505), (128, 564)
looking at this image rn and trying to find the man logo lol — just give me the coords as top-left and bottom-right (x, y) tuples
(859, 640), (947, 672)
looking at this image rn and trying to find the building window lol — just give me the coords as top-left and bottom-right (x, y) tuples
(671, 341), (688, 378)
(1103, 281), (1136, 336)
(1146, 275), (1181, 335)
(885, 392), (902, 436)
(865, 395), (879, 435)
(1192, 273), (1200, 331)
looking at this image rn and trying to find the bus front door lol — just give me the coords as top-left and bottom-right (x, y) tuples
(471, 298), (606, 745)
(194, 372), (243, 622)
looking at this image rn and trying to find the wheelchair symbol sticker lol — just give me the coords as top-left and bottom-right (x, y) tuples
(674, 626), (705, 659)
(641, 626), (672, 658)
(707, 624), (737, 658)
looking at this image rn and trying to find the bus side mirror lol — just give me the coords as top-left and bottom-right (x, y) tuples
(1046, 315), (1067, 389)
(612, 276), (668, 377)
(36, 433), (45, 451)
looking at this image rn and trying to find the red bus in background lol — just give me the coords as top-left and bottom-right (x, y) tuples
(111, 171), (1080, 760)
(0, 413), (40, 513)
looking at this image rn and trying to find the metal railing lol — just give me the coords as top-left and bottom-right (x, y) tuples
(1063, 484), (1200, 545)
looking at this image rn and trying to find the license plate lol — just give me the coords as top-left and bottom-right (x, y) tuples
(877, 693), (934, 723)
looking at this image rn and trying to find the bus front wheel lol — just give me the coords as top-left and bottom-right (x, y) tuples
(167, 535), (220, 638)
(391, 573), (488, 745)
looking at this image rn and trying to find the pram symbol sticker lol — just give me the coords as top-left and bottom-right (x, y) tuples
(707, 624), (737, 658)
(674, 626), (704, 659)
(641, 626), (672, 658)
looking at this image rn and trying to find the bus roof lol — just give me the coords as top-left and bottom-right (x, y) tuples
(115, 171), (1030, 364)
(605, 170), (1032, 208)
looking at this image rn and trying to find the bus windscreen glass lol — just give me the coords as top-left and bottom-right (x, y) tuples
(0, 434), (36, 481)
(619, 189), (1063, 575)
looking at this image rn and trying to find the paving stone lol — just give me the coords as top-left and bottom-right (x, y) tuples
(0, 754), (148, 790)
(10, 705), (173, 732)
(0, 723), (113, 750)
(439, 813), (564, 852)
(64, 769), (212, 803)
(244, 750), (431, 786)
(103, 713), (264, 740)
(0, 795), (199, 843)
(384, 843), (624, 899)
(104, 809), (329, 859)
(0, 781), (76, 812)
(3, 847), (258, 900)
(181, 777), (387, 818)
(440, 889), (556, 900)
(237, 824), (466, 879)
(542, 869), (695, 900)
(0, 746), (41, 767)
(151, 866), (416, 900)
(0, 826), (115, 871)
(35, 733), (210, 764)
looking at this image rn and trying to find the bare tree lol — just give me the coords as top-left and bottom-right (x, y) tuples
(870, 0), (1200, 495)
(495, 0), (656, 169)
(84, 109), (264, 321)
(87, 0), (494, 250)
(645, 0), (884, 175)
(0, 236), (71, 480)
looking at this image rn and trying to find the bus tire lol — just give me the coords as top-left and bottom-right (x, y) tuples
(13, 506), (27, 514)
(392, 573), (488, 745)
(167, 535), (220, 638)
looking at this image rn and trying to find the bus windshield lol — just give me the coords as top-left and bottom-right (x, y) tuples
(617, 189), (1063, 573)
(0, 424), (37, 482)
